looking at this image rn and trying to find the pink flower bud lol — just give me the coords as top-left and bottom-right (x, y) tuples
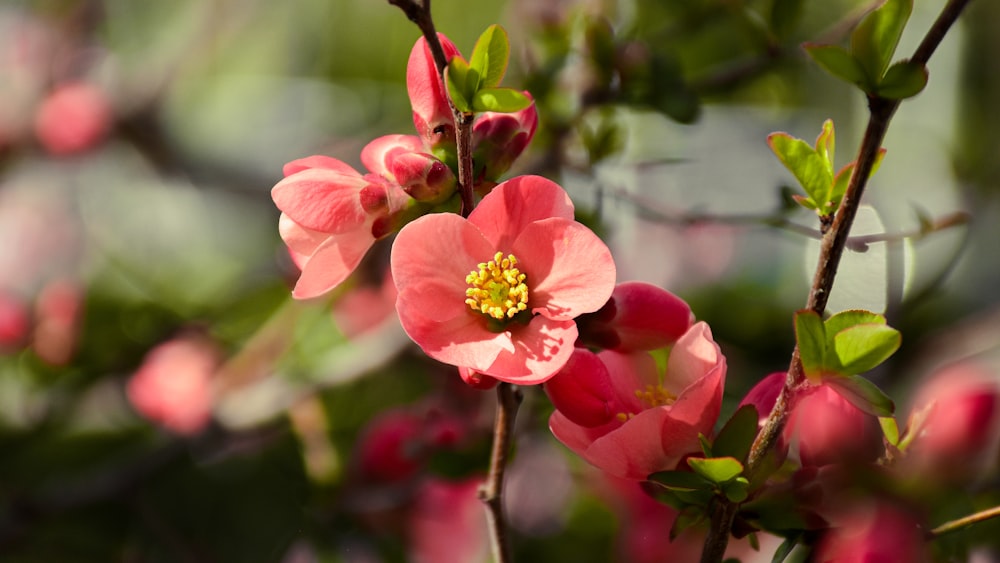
(472, 98), (538, 186)
(577, 281), (693, 351)
(389, 151), (457, 203)
(406, 35), (460, 148)
(0, 291), (30, 350)
(904, 362), (1000, 480)
(786, 383), (882, 468)
(127, 336), (217, 435)
(544, 348), (616, 427)
(356, 410), (424, 482)
(34, 82), (111, 156)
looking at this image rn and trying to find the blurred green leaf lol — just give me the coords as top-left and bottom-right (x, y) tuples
(648, 469), (713, 491)
(722, 476), (750, 503)
(468, 24), (509, 90)
(879, 415), (900, 446)
(446, 57), (473, 113)
(877, 60), (928, 99)
(471, 87), (531, 113)
(851, 0), (913, 81)
(804, 44), (870, 89)
(771, 0), (805, 39)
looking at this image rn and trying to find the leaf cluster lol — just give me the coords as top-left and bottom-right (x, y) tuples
(445, 25), (532, 114)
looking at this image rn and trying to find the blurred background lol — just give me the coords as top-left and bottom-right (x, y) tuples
(1, 0), (999, 561)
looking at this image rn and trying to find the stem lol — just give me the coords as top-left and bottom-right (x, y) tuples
(701, 498), (739, 563)
(702, 1), (974, 560)
(478, 383), (523, 563)
(929, 505), (1000, 538)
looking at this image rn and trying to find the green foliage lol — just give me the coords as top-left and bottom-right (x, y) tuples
(471, 87), (531, 113)
(803, 44), (870, 89)
(445, 56), (474, 113)
(823, 373), (895, 416)
(688, 456), (744, 483)
(446, 24), (527, 115)
(468, 24), (509, 90)
(851, 0), (912, 83)
(712, 404), (760, 463)
(878, 60), (929, 99)
(879, 415), (900, 446)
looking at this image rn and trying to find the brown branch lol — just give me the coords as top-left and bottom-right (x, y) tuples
(477, 383), (523, 563)
(701, 0), (975, 560)
(929, 505), (1000, 538)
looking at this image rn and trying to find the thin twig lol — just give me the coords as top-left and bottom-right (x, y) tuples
(701, 0), (975, 560)
(929, 505), (1000, 538)
(478, 383), (523, 563)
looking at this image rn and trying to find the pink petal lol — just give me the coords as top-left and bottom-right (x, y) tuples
(511, 218), (616, 321)
(606, 282), (694, 351)
(272, 168), (369, 233)
(482, 316), (577, 384)
(468, 175), (575, 250)
(660, 358), (725, 449)
(665, 322), (723, 396)
(544, 348), (616, 427)
(292, 229), (375, 299)
(598, 350), (657, 414)
(549, 411), (613, 458)
(407, 34), (461, 140)
(283, 155), (359, 177)
(391, 212), (495, 322)
(583, 407), (695, 480)
(361, 134), (425, 179)
(278, 213), (328, 267)
(396, 300), (510, 372)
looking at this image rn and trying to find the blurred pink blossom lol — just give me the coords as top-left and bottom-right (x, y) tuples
(786, 383), (882, 468)
(127, 336), (219, 435)
(812, 500), (929, 563)
(32, 278), (82, 366)
(0, 290), (29, 350)
(408, 478), (489, 563)
(34, 81), (112, 155)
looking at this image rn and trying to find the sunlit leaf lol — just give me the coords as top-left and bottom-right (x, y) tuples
(445, 57), (472, 113)
(851, 0), (913, 81)
(879, 415), (900, 446)
(804, 44), (870, 90)
(471, 87), (531, 113)
(688, 456), (744, 484)
(794, 310), (825, 380)
(823, 374), (895, 416)
(767, 133), (833, 206)
(833, 323), (901, 375)
(468, 24), (509, 90)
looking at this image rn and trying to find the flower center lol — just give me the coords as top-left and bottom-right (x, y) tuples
(615, 384), (676, 422)
(465, 252), (529, 321)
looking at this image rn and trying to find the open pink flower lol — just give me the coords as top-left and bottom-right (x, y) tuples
(391, 175), (615, 384)
(546, 322), (726, 480)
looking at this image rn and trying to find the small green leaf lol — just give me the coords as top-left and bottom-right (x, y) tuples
(823, 309), (886, 340)
(722, 476), (750, 503)
(833, 323), (901, 375)
(814, 119), (835, 172)
(851, 0), (913, 81)
(713, 404), (760, 463)
(688, 457), (744, 484)
(670, 505), (708, 540)
(468, 24), (510, 90)
(794, 310), (826, 380)
(823, 374), (895, 416)
(879, 415), (899, 446)
(877, 60), (928, 99)
(445, 58), (472, 113)
(648, 470), (713, 491)
(767, 133), (834, 206)
(471, 87), (531, 113)
(699, 434), (714, 457)
(803, 43), (871, 89)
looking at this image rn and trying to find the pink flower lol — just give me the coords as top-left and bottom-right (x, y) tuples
(0, 290), (29, 350)
(577, 281), (693, 351)
(32, 278), (82, 366)
(272, 148), (416, 299)
(390, 175), (615, 384)
(904, 361), (1000, 481)
(813, 500), (929, 563)
(546, 322), (726, 480)
(126, 336), (218, 435)
(34, 82), (111, 155)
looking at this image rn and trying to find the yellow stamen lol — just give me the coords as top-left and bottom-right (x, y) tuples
(465, 252), (529, 320)
(615, 385), (676, 422)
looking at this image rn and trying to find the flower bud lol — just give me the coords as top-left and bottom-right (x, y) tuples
(544, 348), (616, 427)
(577, 281), (693, 351)
(786, 383), (881, 468)
(813, 501), (929, 563)
(34, 82), (111, 156)
(472, 97), (538, 187)
(389, 151), (457, 203)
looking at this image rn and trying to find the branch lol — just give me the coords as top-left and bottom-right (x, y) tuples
(477, 383), (523, 563)
(702, 0), (975, 560)
(929, 505), (1000, 538)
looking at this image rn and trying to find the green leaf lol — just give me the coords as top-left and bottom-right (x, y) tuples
(713, 404), (760, 463)
(471, 87), (531, 113)
(879, 415), (899, 446)
(468, 24), (510, 90)
(767, 133), (834, 206)
(670, 505), (708, 540)
(832, 323), (901, 375)
(823, 374), (895, 416)
(771, 0), (805, 40)
(814, 119), (835, 172)
(687, 457), (744, 484)
(877, 60), (928, 99)
(722, 476), (750, 503)
(648, 470), (713, 491)
(794, 310), (826, 380)
(851, 0), (913, 81)
(823, 309), (886, 341)
(445, 57), (472, 113)
(803, 43), (871, 89)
